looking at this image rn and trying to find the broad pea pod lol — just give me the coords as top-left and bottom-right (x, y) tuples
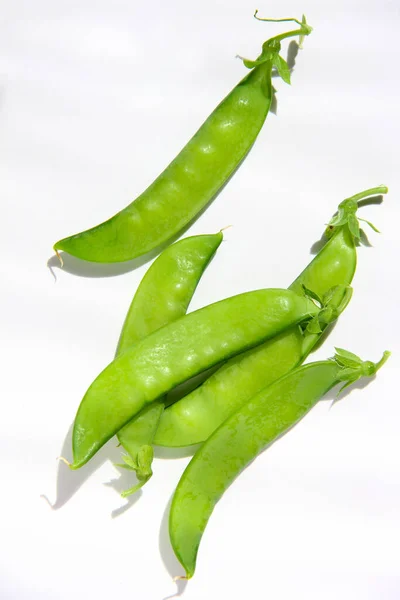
(153, 186), (387, 447)
(114, 232), (223, 494)
(169, 348), (390, 579)
(53, 17), (312, 264)
(71, 288), (318, 468)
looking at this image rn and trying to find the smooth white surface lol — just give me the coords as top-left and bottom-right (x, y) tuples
(1, 1), (399, 598)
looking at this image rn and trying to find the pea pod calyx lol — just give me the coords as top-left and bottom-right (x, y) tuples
(333, 348), (390, 393)
(301, 284), (353, 335)
(115, 445), (154, 498)
(239, 14), (312, 83)
(326, 185), (388, 240)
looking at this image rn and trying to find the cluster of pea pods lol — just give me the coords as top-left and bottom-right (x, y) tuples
(55, 15), (389, 579)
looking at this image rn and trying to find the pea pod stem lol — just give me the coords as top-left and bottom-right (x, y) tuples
(345, 185), (388, 203)
(253, 13), (312, 46)
(374, 350), (391, 370)
(254, 13), (305, 26)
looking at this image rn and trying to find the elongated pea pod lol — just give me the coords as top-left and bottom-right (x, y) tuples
(114, 233), (223, 495)
(71, 289), (318, 468)
(53, 17), (312, 264)
(154, 186), (387, 447)
(169, 349), (390, 579)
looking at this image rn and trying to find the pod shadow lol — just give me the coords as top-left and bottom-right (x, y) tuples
(103, 473), (144, 519)
(154, 445), (200, 461)
(49, 423), (122, 510)
(269, 40), (299, 116)
(159, 495), (188, 598)
(325, 372), (378, 406)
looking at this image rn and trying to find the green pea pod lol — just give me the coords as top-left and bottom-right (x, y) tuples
(169, 349), (390, 579)
(154, 186), (387, 447)
(53, 17), (312, 264)
(114, 232), (223, 495)
(117, 232), (223, 353)
(71, 289), (318, 468)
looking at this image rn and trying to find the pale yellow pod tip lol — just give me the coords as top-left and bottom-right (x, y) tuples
(54, 249), (64, 267)
(57, 456), (71, 467)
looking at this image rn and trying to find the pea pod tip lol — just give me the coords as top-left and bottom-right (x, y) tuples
(54, 248), (64, 268)
(173, 574), (191, 582)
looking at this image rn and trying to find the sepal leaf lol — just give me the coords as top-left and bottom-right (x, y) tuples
(332, 349), (390, 397)
(115, 453), (138, 471)
(115, 445), (155, 497)
(305, 317), (323, 334)
(337, 375), (361, 394)
(299, 15), (309, 48)
(302, 284), (323, 307)
(301, 285), (352, 337)
(333, 347), (363, 369)
(348, 214), (361, 239)
(325, 186), (387, 241)
(239, 55), (271, 70)
(359, 218), (380, 233)
(273, 54), (291, 84)
(136, 445), (154, 479)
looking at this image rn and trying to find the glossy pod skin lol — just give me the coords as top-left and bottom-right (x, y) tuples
(53, 18), (312, 263)
(154, 186), (387, 447)
(71, 289), (318, 468)
(115, 233), (223, 494)
(169, 349), (390, 579)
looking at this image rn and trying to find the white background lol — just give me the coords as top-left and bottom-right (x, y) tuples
(1, 1), (399, 598)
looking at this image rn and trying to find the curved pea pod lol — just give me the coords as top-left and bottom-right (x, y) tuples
(114, 232), (223, 495)
(71, 289), (318, 468)
(53, 17), (312, 264)
(169, 349), (390, 579)
(154, 186), (387, 447)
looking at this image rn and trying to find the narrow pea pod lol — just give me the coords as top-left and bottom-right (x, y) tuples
(71, 289), (318, 468)
(53, 17), (312, 264)
(115, 232), (223, 495)
(169, 349), (390, 579)
(154, 186), (387, 447)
